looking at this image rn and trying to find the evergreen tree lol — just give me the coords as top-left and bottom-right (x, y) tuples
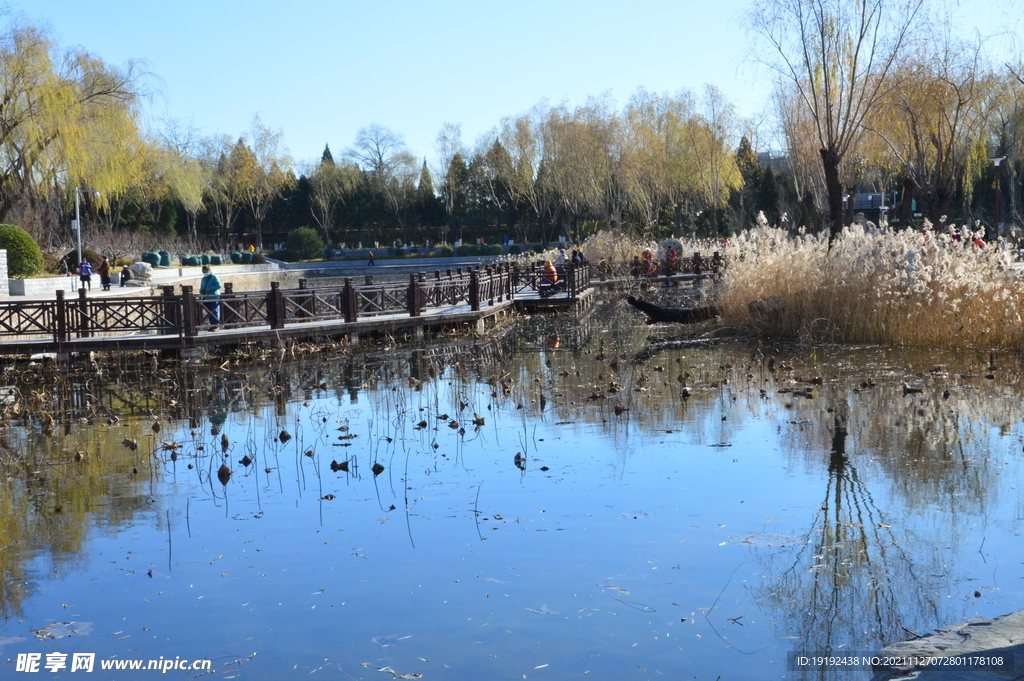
(755, 165), (780, 226)
(322, 144), (335, 166)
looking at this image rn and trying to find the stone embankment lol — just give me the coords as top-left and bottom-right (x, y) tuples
(869, 610), (1024, 681)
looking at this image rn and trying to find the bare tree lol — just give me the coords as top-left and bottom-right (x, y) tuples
(750, 0), (924, 241)
(346, 125), (416, 244)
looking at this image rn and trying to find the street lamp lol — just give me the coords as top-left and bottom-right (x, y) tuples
(73, 188), (100, 266)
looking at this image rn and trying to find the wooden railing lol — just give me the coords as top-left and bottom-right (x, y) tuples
(589, 251), (726, 280)
(0, 264), (576, 343)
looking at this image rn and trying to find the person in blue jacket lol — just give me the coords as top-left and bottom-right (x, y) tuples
(199, 265), (222, 331)
(77, 260), (93, 291)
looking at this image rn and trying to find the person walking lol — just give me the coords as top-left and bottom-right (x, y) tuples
(77, 260), (93, 291)
(368, 251), (375, 266)
(97, 257), (111, 291)
(199, 265), (222, 331)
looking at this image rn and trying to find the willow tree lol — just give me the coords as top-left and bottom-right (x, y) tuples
(866, 38), (993, 226)
(750, 0), (924, 241)
(0, 23), (144, 222)
(206, 136), (250, 244)
(683, 86), (743, 235)
(541, 99), (617, 242)
(619, 90), (673, 230)
(240, 116), (295, 249)
(307, 157), (360, 246)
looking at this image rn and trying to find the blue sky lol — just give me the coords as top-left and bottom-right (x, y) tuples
(13, 0), (1022, 170)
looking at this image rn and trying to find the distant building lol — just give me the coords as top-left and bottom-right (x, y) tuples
(852, 193), (887, 223)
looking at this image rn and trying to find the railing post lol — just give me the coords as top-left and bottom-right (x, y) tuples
(268, 281), (285, 329)
(407, 274), (421, 317)
(221, 283), (238, 326)
(567, 263), (576, 299)
(77, 288), (90, 338)
(343, 277), (357, 323)
(161, 285), (178, 336)
(298, 278), (307, 290)
(364, 274), (373, 286)
(182, 285), (198, 337)
(469, 269), (480, 312)
(54, 290), (67, 343)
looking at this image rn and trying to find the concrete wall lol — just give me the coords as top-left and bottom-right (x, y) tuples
(6, 263), (283, 298)
(0, 250), (7, 296)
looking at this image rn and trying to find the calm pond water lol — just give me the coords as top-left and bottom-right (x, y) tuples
(3, 298), (1024, 680)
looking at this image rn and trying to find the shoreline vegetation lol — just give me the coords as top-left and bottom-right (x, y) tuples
(718, 223), (1024, 348)
(576, 223), (1024, 350)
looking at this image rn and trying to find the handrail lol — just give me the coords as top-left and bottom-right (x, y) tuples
(0, 263), (554, 342)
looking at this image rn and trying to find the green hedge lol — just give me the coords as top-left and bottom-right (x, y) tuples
(158, 251), (171, 267)
(0, 224), (44, 277)
(240, 251), (253, 264)
(285, 226), (325, 261)
(230, 252), (242, 264)
(210, 255), (222, 266)
(141, 252), (160, 266)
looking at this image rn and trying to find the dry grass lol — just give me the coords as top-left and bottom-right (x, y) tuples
(716, 224), (1024, 348)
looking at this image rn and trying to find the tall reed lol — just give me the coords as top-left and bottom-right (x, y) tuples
(716, 224), (1024, 348)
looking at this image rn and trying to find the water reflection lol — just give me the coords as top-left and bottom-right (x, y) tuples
(0, 304), (1022, 679)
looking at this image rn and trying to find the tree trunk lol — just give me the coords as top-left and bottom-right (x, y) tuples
(899, 177), (915, 229)
(820, 147), (844, 243)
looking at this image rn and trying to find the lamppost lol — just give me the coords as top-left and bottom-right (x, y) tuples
(73, 188), (100, 266)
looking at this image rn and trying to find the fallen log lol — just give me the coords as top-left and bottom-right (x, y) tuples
(626, 296), (720, 325)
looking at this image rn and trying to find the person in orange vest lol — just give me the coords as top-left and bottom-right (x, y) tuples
(542, 260), (558, 284)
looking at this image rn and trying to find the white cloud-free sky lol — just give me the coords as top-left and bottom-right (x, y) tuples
(11, 0), (1023, 169)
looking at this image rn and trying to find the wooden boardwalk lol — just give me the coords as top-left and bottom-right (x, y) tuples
(0, 263), (594, 355)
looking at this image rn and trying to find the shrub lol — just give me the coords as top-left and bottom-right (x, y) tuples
(509, 245), (522, 255)
(439, 246), (454, 257)
(115, 256), (132, 267)
(533, 245), (545, 254)
(42, 251), (63, 274)
(200, 254), (210, 265)
(141, 252), (160, 267)
(251, 252), (267, 265)
(285, 226), (325, 261)
(240, 251), (253, 264)
(268, 249), (294, 262)
(81, 248), (103, 266)
(488, 244), (503, 256)
(158, 251), (172, 267)
(230, 252), (242, 264)
(210, 255), (222, 266)
(390, 247), (405, 257)
(0, 224), (44, 277)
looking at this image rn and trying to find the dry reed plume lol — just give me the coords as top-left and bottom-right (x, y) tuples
(716, 224), (1024, 348)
